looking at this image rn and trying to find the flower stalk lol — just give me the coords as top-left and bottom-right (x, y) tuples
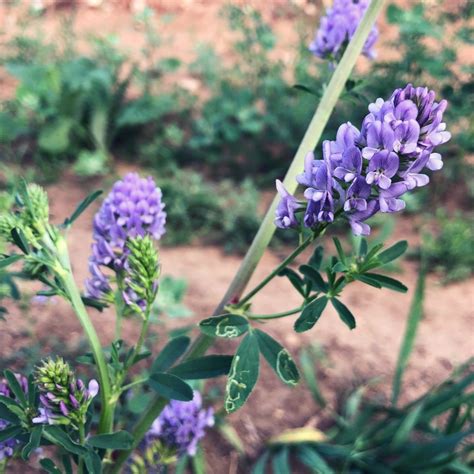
(55, 242), (114, 434)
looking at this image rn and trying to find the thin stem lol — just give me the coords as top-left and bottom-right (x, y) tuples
(114, 277), (126, 341)
(238, 233), (315, 306)
(120, 377), (149, 393)
(55, 237), (113, 434)
(107, 2), (386, 470)
(247, 307), (303, 320)
(133, 318), (150, 363)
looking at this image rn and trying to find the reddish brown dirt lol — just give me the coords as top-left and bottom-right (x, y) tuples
(1, 173), (473, 473)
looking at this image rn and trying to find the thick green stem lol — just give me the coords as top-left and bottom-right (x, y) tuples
(56, 238), (113, 434)
(108, 2), (385, 470)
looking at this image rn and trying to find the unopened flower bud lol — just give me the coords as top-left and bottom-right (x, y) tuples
(123, 235), (160, 316)
(33, 357), (98, 427)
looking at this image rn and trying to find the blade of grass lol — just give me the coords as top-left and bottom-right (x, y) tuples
(392, 264), (426, 405)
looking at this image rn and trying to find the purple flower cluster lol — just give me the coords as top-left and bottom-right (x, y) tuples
(0, 376), (28, 461)
(33, 357), (99, 426)
(33, 379), (99, 426)
(85, 173), (166, 303)
(276, 84), (450, 235)
(147, 391), (214, 457)
(309, 0), (378, 61)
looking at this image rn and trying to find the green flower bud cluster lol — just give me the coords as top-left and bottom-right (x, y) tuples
(34, 357), (98, 427)
(123, 235), (160, 317)
(0, 183), (50, 247)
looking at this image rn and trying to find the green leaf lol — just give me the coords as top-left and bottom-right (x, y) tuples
(299, 265), (328, 293)
(252, 451), (270, 474)
(331, 298), (356, 330)
(293, 83), (320, 96)
(11, 228), (30, 254)
(294, 296), (328, 333)
(333, 237), (347, 265)
(364, 273), (408, 293)
(82, 296), (107, 312)
(0, 425), (21, 442)
(391, 402), (425, 448)
(131, 349), (152, 365)
(299, 348), (326, 408)
(43, 426), (88, 456)
(225, 332), (259, 413)
(191, 446), (206, 474)
(199, 314), (249, 338)
(254, 329), (299, 386)
(27, 374), (36, 407)
(151, 336), (191, 373)
(392, 267), (426, 404)
(149, 372), (193, 401)
(359, 238), (368, 257)
(278, 268), (306, 297)
(63, 190), (103, 227)
(0, 254), (22, 270)
(38, 119), (73, 154)
(87, 430), (134, 450)
(272, 447), (291, 474)
(84, 449), (102, 474)
(309, 245), (324, 269)
(61, 455), (73, 474)
(4, 369), (27, 406)
(0, 401), (20, 423)
(0, 395), (23, 418)
(354, 274), (382, 289)
(377, 240), (408, 265)
(22, 425), (43, 460)
(297, 445), (334, 474)
(40, 458), (63, 474)
(170, 355), (233, 380)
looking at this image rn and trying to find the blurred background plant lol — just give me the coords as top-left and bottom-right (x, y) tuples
(0, 0), (472, 262)
(250, 269), (474, 473)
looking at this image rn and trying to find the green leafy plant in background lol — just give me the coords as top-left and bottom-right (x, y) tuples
(414, 210), (474, 283)
(0, 15), (189, 179)
(186, 4), (365, 182)
(156, 170), (260, 253)
(253, 269), (474, 473)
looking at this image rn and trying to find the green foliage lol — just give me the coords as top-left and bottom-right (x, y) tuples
(290, 238), (408, 332)
(392, 267), (426, 405)
(253, 269), (473, 472)
(156, 170), (260, 253)
(152, 275), (193, 320)
(255, 364), (474, 472)
(0, 24), (188, 178)
(417, 211), (474, 282)
(185, 5), (360, 182)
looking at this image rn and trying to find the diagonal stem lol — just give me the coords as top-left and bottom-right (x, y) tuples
(109, 1), (385, 470)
